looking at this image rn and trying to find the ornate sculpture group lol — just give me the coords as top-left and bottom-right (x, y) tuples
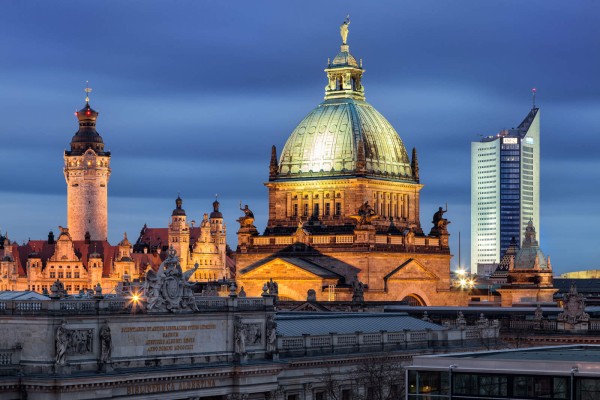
(144, 246), (199, 313)
(262, 278), (279, 298)
(558, 282), (590, 326)
(55, 320), (108, 367)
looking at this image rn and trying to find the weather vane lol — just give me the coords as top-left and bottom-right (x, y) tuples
(85, 80), (92, 103)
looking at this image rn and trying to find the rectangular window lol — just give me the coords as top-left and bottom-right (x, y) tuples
(293, 203), (298, 217)
(341, 389), (352, 400)
(58, 272), (64, 279)
(335, 202), (341, 216)
(66, 285), (72, 292)
(66, 272), (72, 278)
(325, 203), (331, 216)
(313, 203), (319, 217)
(49, 272), (56, 279)
(303, 203), (309, 217)
(74, 272), (80, 279)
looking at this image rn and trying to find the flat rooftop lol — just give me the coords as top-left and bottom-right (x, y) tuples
(451, 345), (600, 363)
(410, 345), (600, 375)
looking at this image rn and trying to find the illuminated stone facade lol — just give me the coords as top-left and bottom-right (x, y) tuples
(0, 94), (228, 294)
(236, 23), (467, 306)
(135, 196), (229, 282)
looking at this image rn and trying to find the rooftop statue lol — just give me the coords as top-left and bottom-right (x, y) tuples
(430, 205), (450, 236)
(144, 246), (199, 313)
(237, 203), (255, 228)
(349, 201), (379, 226)
(340, 15), (350, 45)
(557, 282), (589, 325)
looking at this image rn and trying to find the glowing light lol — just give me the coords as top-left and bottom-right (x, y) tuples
(132, 294), (140, 302)
(456, 268), (466, 276)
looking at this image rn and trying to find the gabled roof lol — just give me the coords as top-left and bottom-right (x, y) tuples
(0, 290), (50, 300)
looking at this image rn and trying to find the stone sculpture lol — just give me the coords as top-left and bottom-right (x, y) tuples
(55, 321), (68, 365)
(234, 316), (247, 360)
(558, 282), (589, 325)
(352, 278), (365, 303)
(99, 321), (112, 364)
(144, 246), (199, 313)
(340, 15), (350, 45)
(266, 278), (278, 297)
(266, 315), (278, 355)
(430, 206), (450, 236)
(349, 201), (379, 226)
(237, 204), (255, 228)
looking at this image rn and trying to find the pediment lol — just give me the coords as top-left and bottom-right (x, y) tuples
(240, 257), (340, 281)
(384, 258), (438, 282)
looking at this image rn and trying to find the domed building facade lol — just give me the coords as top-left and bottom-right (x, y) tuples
(236, 21), (467, 306)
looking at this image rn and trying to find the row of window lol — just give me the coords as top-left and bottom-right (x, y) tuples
(49, 271), (81, 279)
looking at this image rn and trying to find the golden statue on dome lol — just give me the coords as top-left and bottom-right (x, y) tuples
(340, 15), (350, 45)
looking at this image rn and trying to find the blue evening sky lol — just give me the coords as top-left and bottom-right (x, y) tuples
(1, 1), (599, 274)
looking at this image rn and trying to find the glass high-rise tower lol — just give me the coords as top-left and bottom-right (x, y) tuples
(471, 107), (540, 273)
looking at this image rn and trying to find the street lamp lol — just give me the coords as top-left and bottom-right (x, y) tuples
(449, 364), (458, 400)
(571, 366), (579, 400)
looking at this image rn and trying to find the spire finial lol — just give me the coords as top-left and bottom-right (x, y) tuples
(84, 81), (92, 104)
(532, 87), (536, 109)
(340, 15), (350, 45)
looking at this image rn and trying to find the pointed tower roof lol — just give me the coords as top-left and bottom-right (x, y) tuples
(514, 220), (550, 270)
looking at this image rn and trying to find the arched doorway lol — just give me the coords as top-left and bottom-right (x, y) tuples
(401, 294), (426, 306)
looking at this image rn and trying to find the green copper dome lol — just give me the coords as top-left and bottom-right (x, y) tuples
(276, 20), (415, 181)
(278, 98), (413, 180)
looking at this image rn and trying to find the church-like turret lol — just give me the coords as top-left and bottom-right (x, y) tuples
(168, 195), (190, 267)
(64, 84), (111, 241)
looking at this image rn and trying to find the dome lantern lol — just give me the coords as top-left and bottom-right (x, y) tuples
(324, 16), (365, 101)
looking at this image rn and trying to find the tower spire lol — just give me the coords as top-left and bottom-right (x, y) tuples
(269, 145), (279, 178)
(531, 87), (536, 109)
(411, 147), (420, 182)
(85, 81), (92, 104)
